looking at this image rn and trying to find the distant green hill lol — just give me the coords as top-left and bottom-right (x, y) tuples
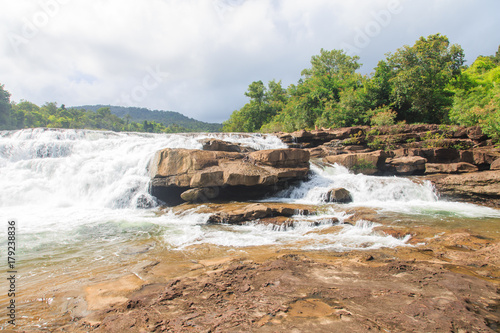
(75, 105), (222, 132)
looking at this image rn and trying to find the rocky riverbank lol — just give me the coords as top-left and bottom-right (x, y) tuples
(279, 124), (500, 207)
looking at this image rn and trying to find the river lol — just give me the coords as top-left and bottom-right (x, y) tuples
(1, 128), (499, 330)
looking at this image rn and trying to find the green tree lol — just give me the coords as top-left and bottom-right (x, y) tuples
(450, 55), (500, 141)
(279, 49), (364, 130)
(223, 80), (287, 132)
(385, 33), (465, 123)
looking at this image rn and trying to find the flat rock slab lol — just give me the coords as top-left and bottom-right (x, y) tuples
(172, 202), (318, 225)
(76, 245), (500, 332)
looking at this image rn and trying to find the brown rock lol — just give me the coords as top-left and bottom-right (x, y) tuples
(427, 170), (500, 205)
(201, 139), (243, 152)
(325, 188), (353, 203)
(491, 158), (500, 170)
(149, 149), (242, 181)
(432, 148), (460, 163)
(249, 148), (310, 168)
(180, 187), (219, 202)
(206, 202), (316, 225)
(467, 126), (488, 141)
(388, 156), (427, 175)
(425, 162), (478, 174)
(292, 129), (314, 140)
(323, 151), (387, 174)
(472, 148), (500, 166)
(150, 148), (310, 204)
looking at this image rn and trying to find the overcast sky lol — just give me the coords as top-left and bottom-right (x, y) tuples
(1, 0), (499, 123)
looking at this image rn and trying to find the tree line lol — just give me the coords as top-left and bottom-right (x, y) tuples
(0, 97), (205, 133)
(222, 34), (500, 141)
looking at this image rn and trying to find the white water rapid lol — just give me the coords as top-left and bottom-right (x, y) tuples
(1, 128), (499, 280)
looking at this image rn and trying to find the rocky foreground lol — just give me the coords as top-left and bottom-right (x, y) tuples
(64, 223), (500, 332)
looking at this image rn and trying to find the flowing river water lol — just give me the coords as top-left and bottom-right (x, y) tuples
(1, 128), (499, 330)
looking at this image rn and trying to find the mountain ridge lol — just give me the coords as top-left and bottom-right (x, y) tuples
(74, 105), (222, 132)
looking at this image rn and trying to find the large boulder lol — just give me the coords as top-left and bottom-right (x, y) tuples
(150, 148), (310, 204)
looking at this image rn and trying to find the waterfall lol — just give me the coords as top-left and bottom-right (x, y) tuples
(0, 128), (498, 257)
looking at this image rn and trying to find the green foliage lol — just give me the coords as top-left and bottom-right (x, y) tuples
(0, 97), (190, 133)
(272, 49), (367, 131)
(367, 136), (396, 151)
(368, 105), (397, 126)
(224, 34), (473, 132)
(222, 80), (287, 132)
(0, 84), (12, 129)
(344, 131), (364, 145)
(421, 131), (451, 148)
(351, 158), (376, 171)
(449, 54), (500, 141)
(386, 34), (465, 123)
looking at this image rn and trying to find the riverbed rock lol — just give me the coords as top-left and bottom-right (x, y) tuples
(201, 139), (243, 152)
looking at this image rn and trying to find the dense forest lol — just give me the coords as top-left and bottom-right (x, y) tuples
(0, 99), (221, 133)
(222, 34), (500, 141)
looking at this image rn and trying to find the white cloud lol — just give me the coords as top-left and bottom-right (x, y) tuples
(1, 0), (499, 123)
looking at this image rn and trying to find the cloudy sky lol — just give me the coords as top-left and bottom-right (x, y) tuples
(1, 0), (499, 123)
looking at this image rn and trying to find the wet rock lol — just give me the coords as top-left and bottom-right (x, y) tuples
(325, 188), (353, 203)
(180, 187), (219, 203)
(75, 245), (500, 333)
(197, 202), (316, 225)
